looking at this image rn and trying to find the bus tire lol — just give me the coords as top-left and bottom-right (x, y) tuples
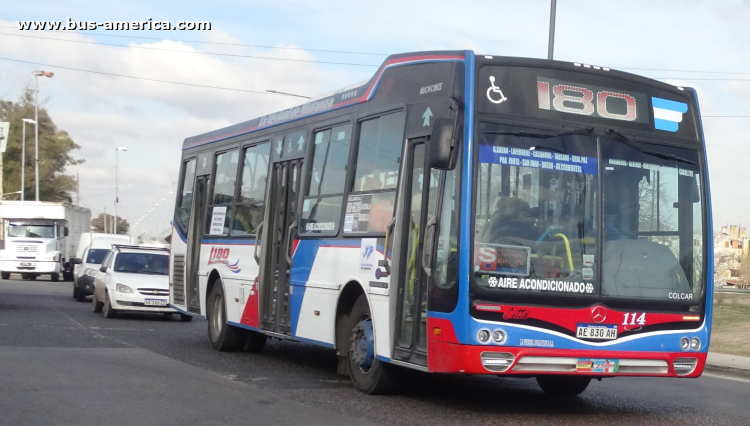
(207, 280), (244, 351)
(1, 272), (9, 280)
(536, 375), (591, 397)
(243, 331), (267, 353)
(346, 294), (396, 395)
(92, 291), (103, 313)
(102, 291), (117, 319)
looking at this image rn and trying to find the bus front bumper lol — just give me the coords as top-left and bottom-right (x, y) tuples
(427, 339), (707, 378)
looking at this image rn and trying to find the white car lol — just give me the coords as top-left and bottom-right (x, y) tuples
(92, 245), (191, 321)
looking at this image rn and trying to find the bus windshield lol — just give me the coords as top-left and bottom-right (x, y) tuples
(473, 122), (704, 306)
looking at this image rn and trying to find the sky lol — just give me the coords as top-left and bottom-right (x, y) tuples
(1, 0), (749, 238)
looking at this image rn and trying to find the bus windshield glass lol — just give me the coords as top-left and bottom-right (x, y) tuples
(473, 122), (704, 305)
(8, 224), (55, 238)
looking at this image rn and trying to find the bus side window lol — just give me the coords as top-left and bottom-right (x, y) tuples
(300, 123), (352, 236)
(205, 149), (240, 236)
(344, 111), (405, 234)
(232, 142), (270, 236)
(174, 158), (197, 235)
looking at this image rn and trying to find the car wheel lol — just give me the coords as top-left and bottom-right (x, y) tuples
(346, 294), (396, 395)
(536, 376), (591, 397)
(102, 291), (117, 319)
(92, 291), (103, 313)
(180, 314), (193, 322)
(75, 285), (87, 302)
(51, 273), (59, 282)
(207, 280), (244, 351)
(1, 272), (10, 280)
(73, 282), (79, 299)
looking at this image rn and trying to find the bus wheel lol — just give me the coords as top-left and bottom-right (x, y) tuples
(346, 294), (395, 395)
(536, 376), (591, 397)
(207, 280), (244, 351)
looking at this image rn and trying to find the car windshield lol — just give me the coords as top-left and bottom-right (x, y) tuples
(113, 252), (169, 275)
(85, 249), (109, 264)
(473, 122), (704, 306)
(8, 224), (54, 238)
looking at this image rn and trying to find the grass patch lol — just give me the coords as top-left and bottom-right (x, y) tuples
(711, 294), (750, 357)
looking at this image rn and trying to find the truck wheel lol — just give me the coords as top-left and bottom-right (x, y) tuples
(21, 273), (29, 280)
(207, 280), (244, 351)
(102, 291), (117, 318)
(28, 274), (37, 281)
(346, 294), (396, 395)
(1, 272), (9, 280)
(536, 376), (591, 397)
(51, 273), (59, 282)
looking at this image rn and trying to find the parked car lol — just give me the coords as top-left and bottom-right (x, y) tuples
(71, 233), (133, 302)
(92, 245), (190, 321)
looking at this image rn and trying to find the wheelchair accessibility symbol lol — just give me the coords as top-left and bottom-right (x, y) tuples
(486, 76), (508, 104)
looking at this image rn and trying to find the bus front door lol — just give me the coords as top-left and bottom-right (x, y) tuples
(185, 175), (209, 314)
(393, 139), (442, 366)
(260, 158), (302, 335)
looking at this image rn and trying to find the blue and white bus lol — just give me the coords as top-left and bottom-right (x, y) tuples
(169, 50), (712, 395)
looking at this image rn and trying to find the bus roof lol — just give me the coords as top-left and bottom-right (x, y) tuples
(181, 50), (468, 150)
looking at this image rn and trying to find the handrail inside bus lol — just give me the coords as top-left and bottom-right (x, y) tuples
(554, 232), (574, 270)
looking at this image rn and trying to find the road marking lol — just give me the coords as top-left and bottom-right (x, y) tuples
(54, 308), (134, 347)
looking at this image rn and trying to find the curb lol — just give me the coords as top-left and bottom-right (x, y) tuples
(704, 364), (750, 380)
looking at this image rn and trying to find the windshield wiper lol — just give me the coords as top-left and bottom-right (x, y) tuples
(484, 127), (595, 139)
(606, 129), (697, 165)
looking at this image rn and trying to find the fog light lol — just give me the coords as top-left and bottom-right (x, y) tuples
(690, 338), (701, 350)
(680, 337), (690, 350)
(478, 329), (490, 343)
(492, 329), (506, 344)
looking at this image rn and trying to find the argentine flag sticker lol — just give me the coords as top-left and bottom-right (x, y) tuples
(652, 97), (688, 132)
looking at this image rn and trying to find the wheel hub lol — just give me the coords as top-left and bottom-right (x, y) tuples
(351, 317), (374, 372)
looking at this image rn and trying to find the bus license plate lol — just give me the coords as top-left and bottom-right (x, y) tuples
(144, 299), (167, 306)
(576, 323), (617, 340)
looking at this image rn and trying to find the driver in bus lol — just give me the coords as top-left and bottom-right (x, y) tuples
(480, 196), (540, 244)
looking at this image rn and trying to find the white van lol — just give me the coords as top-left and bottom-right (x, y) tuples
(71, 233), (133, 301)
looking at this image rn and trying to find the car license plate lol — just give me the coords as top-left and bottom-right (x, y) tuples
(20, 262), (35, 266)
(576, 358), (619, 373)
(144, 299), (167, 306)
(576, 323), (617, 340)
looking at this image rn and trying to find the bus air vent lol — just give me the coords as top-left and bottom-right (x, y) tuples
(673, 357), (698, 376)
(480, 352), (515, 372)
(172, 255), (185, 305)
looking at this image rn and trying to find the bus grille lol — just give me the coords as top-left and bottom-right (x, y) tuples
(511, 356), (669, 374)
(172, 255), (185, 305)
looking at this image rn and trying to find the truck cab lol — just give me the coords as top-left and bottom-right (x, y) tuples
(0, 201), (91, 282)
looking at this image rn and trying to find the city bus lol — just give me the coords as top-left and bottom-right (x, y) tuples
(169, 50), (712, 396)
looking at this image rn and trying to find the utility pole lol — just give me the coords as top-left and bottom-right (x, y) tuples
(548, 0), (557, 60)
(103, 207), (107, 234)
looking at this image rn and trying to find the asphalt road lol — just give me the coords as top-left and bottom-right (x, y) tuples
(1, 277), (750, 426)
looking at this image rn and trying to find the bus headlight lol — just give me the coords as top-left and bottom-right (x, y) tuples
(492, 329), (507, 344)
(477, 329), (490, 343)
(680, 337), (690, 350)
(690, 338), (701, 350)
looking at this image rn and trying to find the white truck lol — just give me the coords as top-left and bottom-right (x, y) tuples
(0, 201), (91, 281)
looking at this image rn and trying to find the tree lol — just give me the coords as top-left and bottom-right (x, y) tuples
(0, 89), (82, 201)
(92, 213), (130, 235)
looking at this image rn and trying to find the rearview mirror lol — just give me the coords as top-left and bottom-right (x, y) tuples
(429, 117), (461, 170)
(71, 258), (82, 265)
(99, 266), (107, 273)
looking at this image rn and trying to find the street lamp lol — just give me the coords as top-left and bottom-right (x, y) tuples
(115, 146), (127, 234)
(21, 119), (36, 201)
(32, 71), (54, 201)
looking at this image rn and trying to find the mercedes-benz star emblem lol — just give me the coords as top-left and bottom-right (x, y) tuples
(591, 306), (606, 323)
